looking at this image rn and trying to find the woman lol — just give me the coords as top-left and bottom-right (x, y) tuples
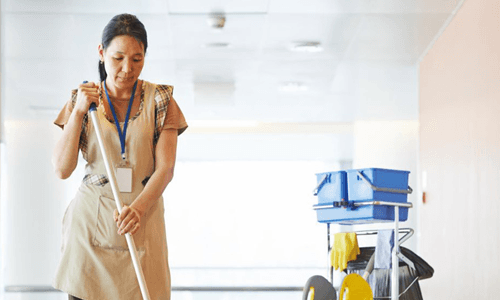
(52, 13), (187, 300)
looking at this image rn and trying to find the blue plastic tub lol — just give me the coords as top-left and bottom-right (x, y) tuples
(347, 168), (410, 203)
(313, 168), (411, 224)
(314, 171), (347, 205)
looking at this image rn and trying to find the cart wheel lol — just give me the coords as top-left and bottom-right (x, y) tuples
(302, 275), (336, 300)
(339, 273), (373, 300)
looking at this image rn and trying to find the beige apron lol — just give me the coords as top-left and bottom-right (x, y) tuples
(53, 81), (171, 300)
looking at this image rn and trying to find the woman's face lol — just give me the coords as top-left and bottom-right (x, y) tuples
(99, 35), (145, 92)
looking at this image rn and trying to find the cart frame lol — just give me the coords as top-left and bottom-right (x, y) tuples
(314, 201), (413, 300)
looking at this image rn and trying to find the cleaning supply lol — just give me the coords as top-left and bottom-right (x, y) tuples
(339, 273), (373, 300)
(374, 229), (396, 269)
(331, 232), (361, 271)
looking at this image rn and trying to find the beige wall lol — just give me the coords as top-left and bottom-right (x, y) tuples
(419, 0), (500, 298)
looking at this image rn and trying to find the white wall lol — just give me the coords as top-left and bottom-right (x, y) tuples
(332, 61), (420, 250)
(419, 0), (500, 298)
(1, 120), (84, 287)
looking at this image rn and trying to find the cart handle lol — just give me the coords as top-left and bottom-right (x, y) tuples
(357, 171), (413, 194)
(313, 174), (328, 196)
(356, 228), (414, 244)
(313, 200), (413, 210)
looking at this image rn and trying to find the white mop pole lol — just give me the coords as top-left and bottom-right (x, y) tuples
(89, 103), (151, 300)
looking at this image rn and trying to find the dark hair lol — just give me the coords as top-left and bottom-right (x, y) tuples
(99, 13), (148, 82)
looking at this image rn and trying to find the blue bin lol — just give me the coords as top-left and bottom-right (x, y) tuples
(314, 171), (347, 205)
(313, 168), (411, 224)
(347, 168), (410, 203)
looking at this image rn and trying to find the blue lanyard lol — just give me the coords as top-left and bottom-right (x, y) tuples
(103, 80), (138, 160)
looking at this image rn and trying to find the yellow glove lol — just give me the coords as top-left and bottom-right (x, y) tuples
(330, 232), (361, 271)
(339, 273), (373, 300)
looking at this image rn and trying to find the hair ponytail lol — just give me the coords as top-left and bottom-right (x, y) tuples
(99, 61), (107, 82)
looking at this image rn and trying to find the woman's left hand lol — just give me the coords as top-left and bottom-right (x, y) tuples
(114, 205), (142, 235)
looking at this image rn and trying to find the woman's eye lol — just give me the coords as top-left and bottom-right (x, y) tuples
(113, 57), (123, 61)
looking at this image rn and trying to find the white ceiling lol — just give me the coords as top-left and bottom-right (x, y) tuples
(1, 0), (459, 125)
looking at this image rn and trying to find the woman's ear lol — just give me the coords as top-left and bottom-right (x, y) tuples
(98, 44), (104, 61)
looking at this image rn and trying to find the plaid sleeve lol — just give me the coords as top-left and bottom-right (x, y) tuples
(153, 84), (173, 147)
(68, 89), (89, 159)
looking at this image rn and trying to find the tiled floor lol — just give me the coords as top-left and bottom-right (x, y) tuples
(2, 291), (304, 300)
(172, 291), (303, 300)
(2, 292), (67, 300)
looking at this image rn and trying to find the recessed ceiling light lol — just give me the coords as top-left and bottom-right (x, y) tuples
(202, 42), (231, 49)
(290, 42), (323, 53)
(278, 82), (308, 92)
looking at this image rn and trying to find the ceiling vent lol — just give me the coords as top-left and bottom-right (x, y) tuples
(202, 42), (231, 49)
(290, 42), (323, 53)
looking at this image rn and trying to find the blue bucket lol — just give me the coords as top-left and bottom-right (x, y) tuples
(314, 171), (348, 205)
(347, 168), (410, 203)
(313, 168), (412, 224)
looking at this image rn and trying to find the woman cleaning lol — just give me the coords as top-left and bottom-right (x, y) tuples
(51, 13), (187, 300)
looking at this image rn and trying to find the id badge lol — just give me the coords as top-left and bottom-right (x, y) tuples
(116, 160), (132, 193)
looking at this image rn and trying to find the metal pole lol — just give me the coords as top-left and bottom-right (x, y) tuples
(391, 206), (399, 300)
(327, 223), (333, 283)
(89, 104), (151, 300)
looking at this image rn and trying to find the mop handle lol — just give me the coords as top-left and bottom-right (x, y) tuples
(87, 84), (151, 300)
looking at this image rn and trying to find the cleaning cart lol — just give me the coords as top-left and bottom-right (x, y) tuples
(310, 168), (433, 300)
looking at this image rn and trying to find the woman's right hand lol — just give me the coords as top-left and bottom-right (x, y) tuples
(74, 82), (99, 115)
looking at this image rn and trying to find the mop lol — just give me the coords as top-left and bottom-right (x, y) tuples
(86, 81), (151, 300)
(346, 246), (430, 300)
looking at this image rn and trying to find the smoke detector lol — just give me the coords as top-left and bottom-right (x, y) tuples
(207, 13), (226, 30)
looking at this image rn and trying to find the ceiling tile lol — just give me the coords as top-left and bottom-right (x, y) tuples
(268, 0), (372, 14)
(3, 13), (172, 61)
(168, 13), (266, 60)
(4, 13), (106, 59)
(262, 14), (361, 61)
(257, 59), (338, 86)
(2, 0), (169, 13)
(173, 59), (261, 84)
(167, 0), (270, 13)
(269, 0), (461, 13)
